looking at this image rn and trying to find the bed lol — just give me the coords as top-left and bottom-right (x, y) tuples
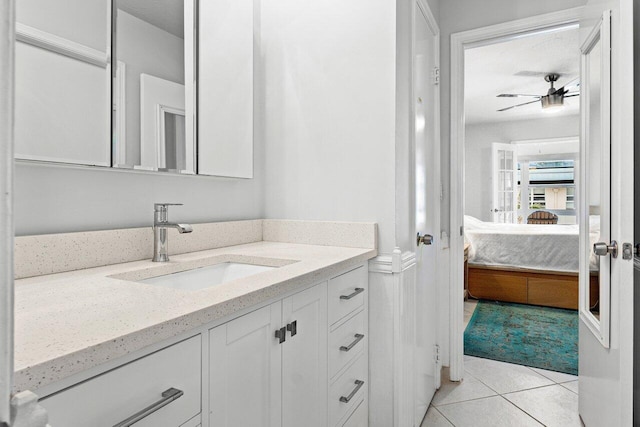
(464, 215), (600, 310)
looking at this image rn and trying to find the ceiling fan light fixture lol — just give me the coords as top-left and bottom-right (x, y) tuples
(541, 93), (564, 111)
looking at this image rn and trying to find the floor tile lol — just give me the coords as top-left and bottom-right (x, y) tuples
(561, 380), (579, 394)
(420, 406), (453, 427)
(463, 300), (478, 329)
(432, 375), (497, 406)
(464, 357), (554, 394)
(505, 384), (581, 427)
(437, 396), (542, 427)
(531, 367), (578, 384)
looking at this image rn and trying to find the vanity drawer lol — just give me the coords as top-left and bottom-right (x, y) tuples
(329, 354), (366, 427)
(329, 266), (366, 325)
(41, 335), (201, 427)
(329, 309), (366, 379)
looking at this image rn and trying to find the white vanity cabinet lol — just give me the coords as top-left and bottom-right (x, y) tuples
(209, 282), (328, 427)
(36, 263), (368, 427)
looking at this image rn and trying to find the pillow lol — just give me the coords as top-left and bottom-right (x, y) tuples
(464, 215), (484, 230)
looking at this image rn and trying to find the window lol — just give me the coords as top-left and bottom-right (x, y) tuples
(517, 160), (576, 223)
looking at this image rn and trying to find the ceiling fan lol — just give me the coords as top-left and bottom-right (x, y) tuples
(496, 73), (580, 112)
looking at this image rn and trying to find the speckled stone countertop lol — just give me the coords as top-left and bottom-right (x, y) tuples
(14, 241), (376, 393)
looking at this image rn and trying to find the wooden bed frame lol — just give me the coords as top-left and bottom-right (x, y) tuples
(467, 264), (599, 310)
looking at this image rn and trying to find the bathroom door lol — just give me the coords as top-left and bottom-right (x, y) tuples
(413, 1), (440, 424)
(578, 4), (635, 426)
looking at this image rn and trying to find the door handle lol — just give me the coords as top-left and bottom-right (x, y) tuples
(594, 241), (618, 258)
(417, 233), (434, 246)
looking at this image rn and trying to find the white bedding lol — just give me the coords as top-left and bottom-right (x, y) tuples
(464, 216), (600, 273)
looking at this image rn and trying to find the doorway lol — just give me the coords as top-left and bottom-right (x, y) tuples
(447, 3), (634, 425)
(439, 8), (588, 426)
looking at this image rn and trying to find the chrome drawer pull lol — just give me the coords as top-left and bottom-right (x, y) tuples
(339, 380), (365, 403)
(340, 288), (364, 300)
(113, 387), (184, 427)
(340, 334), (365, 352)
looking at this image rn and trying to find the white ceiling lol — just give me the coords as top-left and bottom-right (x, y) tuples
(464, 26), (580, 125)
(117, 0), (184, 38)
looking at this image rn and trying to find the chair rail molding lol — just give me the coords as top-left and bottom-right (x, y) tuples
(368, 248), (416, 274)
(16, 23), (108, 68)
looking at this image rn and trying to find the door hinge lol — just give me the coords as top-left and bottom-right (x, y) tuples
(432, 66), (440, 85)
(433, 344), (441, 364)
(460, 225), (464, 236)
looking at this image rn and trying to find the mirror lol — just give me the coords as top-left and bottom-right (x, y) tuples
(14, 0), (255, 179)
(14, 0), (111, 166)
(112, 0), (196, 174)
(579, 11), (611, 347)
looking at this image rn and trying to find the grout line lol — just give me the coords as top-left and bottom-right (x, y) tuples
(500, 382), (565, 396)
(527, 366), (578, 384)
(559, 382), (579, 395)
(499, 395), (546, 426)
(433, 406), (457, 427)
(434, 394), (499, 408)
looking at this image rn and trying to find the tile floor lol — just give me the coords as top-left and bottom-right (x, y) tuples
(422, 300), (582, 427)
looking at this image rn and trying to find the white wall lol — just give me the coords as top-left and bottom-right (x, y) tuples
(260, 0), (398, 253)
(117, 10), (185, 166)
(465, 115), (580, 221)
(14, 162), (265, 236)
(438, 0), (588, 235)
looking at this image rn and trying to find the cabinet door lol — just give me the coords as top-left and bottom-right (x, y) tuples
(282, 282), (328, 427)
(209, 303), (282, 427)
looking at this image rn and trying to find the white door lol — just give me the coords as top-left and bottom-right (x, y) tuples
(209, 303), (282, 427)
(491, 143), (518, 223)
(578, 4), (634, 426)
(413, 1), (440, 424)
(282, 283), (328, 427)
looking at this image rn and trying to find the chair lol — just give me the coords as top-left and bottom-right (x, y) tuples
(527, 210), (558, 224)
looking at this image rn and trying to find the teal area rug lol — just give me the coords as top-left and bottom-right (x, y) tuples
(464, 300), (578, 375)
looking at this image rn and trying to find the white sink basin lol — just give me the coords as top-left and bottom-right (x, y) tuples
(138, 262), (276, 291)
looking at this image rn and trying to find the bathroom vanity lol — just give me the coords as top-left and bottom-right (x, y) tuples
(13, 220), (376, 427)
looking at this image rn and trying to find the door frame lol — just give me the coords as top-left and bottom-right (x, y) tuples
(448, 6), (584, 381)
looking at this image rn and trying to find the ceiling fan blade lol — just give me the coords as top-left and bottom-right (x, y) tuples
(497, 99), (540, 112)
(564, 93), (580, 98)
(497, 94), (541, 98)
(563, 77), (580, 90)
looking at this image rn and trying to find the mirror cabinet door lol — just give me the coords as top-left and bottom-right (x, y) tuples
(15, 0), (111, 166)
(198, 0), (255, 178)
(112, 0), (196, 174)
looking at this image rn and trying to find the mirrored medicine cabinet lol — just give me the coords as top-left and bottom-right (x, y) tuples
(14, 0), (254, 178)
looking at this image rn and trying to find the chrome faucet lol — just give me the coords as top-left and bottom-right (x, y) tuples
(153, 203), (193, 262)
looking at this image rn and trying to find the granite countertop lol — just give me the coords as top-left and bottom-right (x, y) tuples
(14, 241), (376, 393)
